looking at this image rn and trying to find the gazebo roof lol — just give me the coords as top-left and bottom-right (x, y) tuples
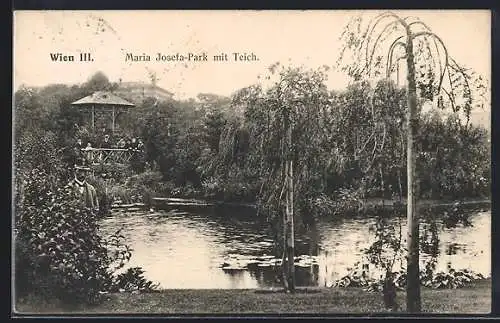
(71, 91), (135, 107)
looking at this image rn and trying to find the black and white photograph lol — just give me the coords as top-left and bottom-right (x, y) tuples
(12, 10), (491, 315)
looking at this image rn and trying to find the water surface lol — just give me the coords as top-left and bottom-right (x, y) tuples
(99, 206), (490, 289)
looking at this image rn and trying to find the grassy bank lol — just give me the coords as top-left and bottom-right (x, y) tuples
(15, 279), (491, 315)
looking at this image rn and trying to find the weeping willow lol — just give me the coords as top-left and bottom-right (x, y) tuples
(203, 67), (334, 290)
(338, 11), (488, 312)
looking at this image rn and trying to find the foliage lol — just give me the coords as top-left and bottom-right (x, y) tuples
(423, 269), (485, 289)
(337, 12), (488, 120)
(14, 128), (66, 182)
(336, 12), (489, 201)
(111, 267), (160, 293)
(103, 170), (173, 205)
(15, 169), (116, 304)
(334, 263), (486, 291)
(124, 170), (171, 205)
(333, 261), (372, 288)
(83, 71), (118, 93)
(13, 66), (490, 300)
(13, 93), (156, 304)
(220, 66), (333, 221)
(340, 202), (481, 298)
(365, 208), (405, 275)
(13, 69), (490, 211)
(14, 166), (160, 304)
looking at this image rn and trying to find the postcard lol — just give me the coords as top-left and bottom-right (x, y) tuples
(12, 10), (491, 316)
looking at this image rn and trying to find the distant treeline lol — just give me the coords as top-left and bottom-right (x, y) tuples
(14, 70), (490, 215)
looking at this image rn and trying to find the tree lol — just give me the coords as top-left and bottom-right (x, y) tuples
(338, 11), (487, 312)
(227, 65), (332, 292)
(83, 71), (117, 93)
(204, 107), (228, 153)
(14, 86), (45, 140)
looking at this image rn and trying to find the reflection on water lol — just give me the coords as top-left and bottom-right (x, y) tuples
(98, 207), (490, 289)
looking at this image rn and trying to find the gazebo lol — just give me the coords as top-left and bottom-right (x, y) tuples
(71, 91), (135, 134)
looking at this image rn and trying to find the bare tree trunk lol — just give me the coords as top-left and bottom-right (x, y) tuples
(285, 119), (296, 292)
(405, 33), (421, 313)
(282, 202), (289, 290)
(398, 169), (403, 201)
(379, 163), (385, 197)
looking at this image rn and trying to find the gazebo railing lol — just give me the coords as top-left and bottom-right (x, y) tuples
(81, 148), (136, 165)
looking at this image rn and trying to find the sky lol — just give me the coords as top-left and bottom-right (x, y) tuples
(13, 10), (490, 124)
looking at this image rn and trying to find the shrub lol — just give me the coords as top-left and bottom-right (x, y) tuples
(86, 175), (113, 217)
(421, 268), (485, 289)
(14, 168), (136, 305)
(201, 176), (223, 200)
(108, 183), (134, 205)
(110, 267), (160, 293)
(331, 188), (365, 217)
(103, 170), (174, 206)
(15, 169), (107, 303)
(333, 264), (485, 291)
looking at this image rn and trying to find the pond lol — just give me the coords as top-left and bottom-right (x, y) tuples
(98, 205), (490, 289)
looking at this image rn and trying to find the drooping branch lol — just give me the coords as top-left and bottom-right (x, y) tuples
(446, 71), (458, 113)
(336, 12), (408, 78)
(357, 129), (376, 157)
(409, 20), (445, 85)
(449, 58), (473, 95)
(425, 37), (443, 93)
(364, 12), (409, 54)
(441, 88), (457, 113)
(412, 31), (450, 95)
(448, 58), (474, 127)
(387, 36), (407, 78)
(362, 122), (385, 174)
(363, 20), (406, 76)
(408, 20), (433, 32)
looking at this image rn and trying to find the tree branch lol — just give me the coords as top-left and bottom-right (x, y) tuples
(447, 59), (474, 128)
(365, 12), (409, 52)
(387, 36), (407, 78)
(412, 31), (450, 93)
(441, 87), (457, 113)
(364, 20), (405, 76)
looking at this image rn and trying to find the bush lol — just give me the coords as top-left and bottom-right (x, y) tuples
(86, 175), (113, 217)
(201, 176), (223, 200)
(330, 188), (365, 217)
(333, 263), (485, 291)
(14, 168), (136, 305)
(108, 183), (135, 205)
(105, 170), (173, 206)
(110, 267), (160, 293)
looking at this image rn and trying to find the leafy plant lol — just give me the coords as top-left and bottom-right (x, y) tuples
(15, 169), (114, 304)
(111, 267), (160, 293)
(335, 264), (485, 291)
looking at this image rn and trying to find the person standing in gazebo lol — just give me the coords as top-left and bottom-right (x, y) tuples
(98, 134), (112, 162)
(100, 134), (112, 149)
(137, 139), (144, 150)
(129, 137), (139, 151)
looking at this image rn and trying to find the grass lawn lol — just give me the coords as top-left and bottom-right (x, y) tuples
(14, 279), (491, 315)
